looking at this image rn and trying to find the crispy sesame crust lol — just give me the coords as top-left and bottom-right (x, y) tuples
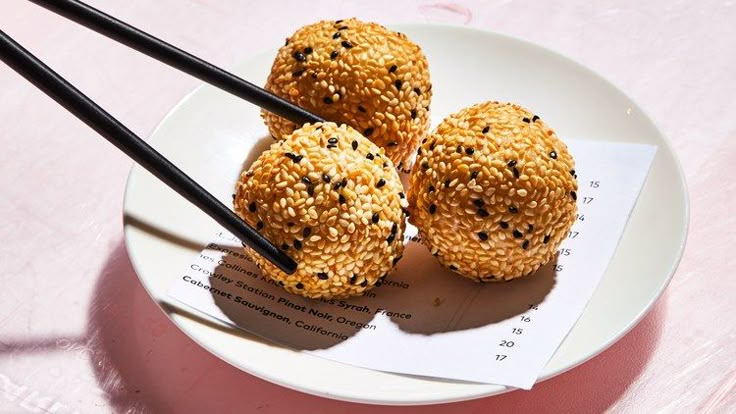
(407, 101), (578, 282)
(263, 18), (432, 168)
(234, 122), (407, 299)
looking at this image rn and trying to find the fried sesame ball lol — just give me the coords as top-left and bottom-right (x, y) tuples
(234, 122), (407, 299)
(262, 18), (432, 169)
(407, 102), (578, 282)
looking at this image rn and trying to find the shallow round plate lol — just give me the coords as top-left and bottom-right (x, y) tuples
(123, 24), (688, 405)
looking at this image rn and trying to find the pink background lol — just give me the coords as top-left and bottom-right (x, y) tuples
(1, 1), (734, 412)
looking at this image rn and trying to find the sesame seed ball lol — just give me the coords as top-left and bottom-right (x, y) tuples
(407, 102), (578, 282)
(234, 122), (407, 299)
(263, 18), (432, 169)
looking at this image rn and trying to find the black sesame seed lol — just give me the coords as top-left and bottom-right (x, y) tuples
(335, 19), (344, 24)
(351, 140), (358, 150)
(391, 223), (398, 235)
(507, 160), (517, 168)
(285, 152), (303, 163)
(278, 280), (283, 286)
(429, 204), (437, 214)
(402, 207), (410, 217)
(292, 69), (304, 77)
(522, 117), (530, 123)
(326, 144), (337, 149)
(323, 97), (334, 104)
(444, 178), (451, 188)
(332, 32), (341, 39)
(338, 26), (349, 31)
(293, 239), (302, 250)
(341, 178), (348, 187)
(509, 206), (518, 214)
(341, 40), (353, 48)
(330, 50), (339, 59)
(307, 185), (315, 197)
(295, 282), (304, 289)
(550, 150), (558, 159)
(280, 243), (289, 250)
(284, 38), (289, 46)
(570, 169), (576, 176)
(478, 232), (489, 241)
(449, 265), (458, 271)
(571, 191), (577, 201)
(399, 192), (405, 199)
(327, 137), (338, 145)
(303, 227), (311, 237)
(422, 162), (429, 170)
(532, 115), (540, 122)
(231, 193), (236, 200)
(513, 229), (523, 239)
(300, 176), (311, 186)
(376, 178), (386, 188)
(333, 181), (342, 190)
(478, 208), (490, 217)
(429, 142), (436, 150)
(372, 213), (380, 224)
(411, 109), (418, 119)
(388, 141), (399, 147)
(245, 171), (254, 177)
(248, 202), (257, 212)
(322, 173), (331, 183)
(358, 105), (366, 113)
(389, 64), (398, 73)
(543, 234), (550, 244)
(414, 87), (421, 95)
(361, 280), (368, 287)
(364, 127), (374, 137)
(383, 162), (389, 168)
(482, 126), (490, 134)
(471, 171), (479, 180)
(500, 221), (509, 229)
(522, 240), (530, 250)
(303, 47), (313, 55)
(394, 79), (403, 90)
(428, 185), (435, 193)
(473, 199), (484, 208)
(366, 153), (375, 160)
(456, 145), (462, 154)
(317, 272), (329, 280)
(512, 167), (520, 178)
(339, 194), (346, 204)
(256, 221), (264, 230)
(349, 274), (357, 284)
(386, 234), (395, 244)
(292, 51), (306, 62)
(465, 147), (475, 155)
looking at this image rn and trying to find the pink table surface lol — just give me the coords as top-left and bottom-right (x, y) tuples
(1, 1), (734, 413)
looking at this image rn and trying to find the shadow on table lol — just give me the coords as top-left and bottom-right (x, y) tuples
(85, 239), (666, 413)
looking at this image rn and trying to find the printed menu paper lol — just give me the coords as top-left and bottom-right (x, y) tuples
(167, 140), (656, 389)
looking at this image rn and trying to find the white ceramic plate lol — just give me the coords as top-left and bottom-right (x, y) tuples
(123, 24), (688, 405)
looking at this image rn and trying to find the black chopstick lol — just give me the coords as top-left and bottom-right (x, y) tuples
(27, 0), (324, 126)
(0, 29), (297, 275)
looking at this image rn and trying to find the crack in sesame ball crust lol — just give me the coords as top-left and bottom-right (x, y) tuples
(407, 101), (578, 282)
(234, 122), (407, 299)
(262, 18), (432, 169)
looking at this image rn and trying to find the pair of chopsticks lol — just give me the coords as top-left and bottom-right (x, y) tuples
(0, 0), (325, 274)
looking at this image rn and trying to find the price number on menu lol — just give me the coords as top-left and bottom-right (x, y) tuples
(495, 304), (538, 363)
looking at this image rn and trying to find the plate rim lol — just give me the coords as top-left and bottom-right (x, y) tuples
(122, 23), (689, 405)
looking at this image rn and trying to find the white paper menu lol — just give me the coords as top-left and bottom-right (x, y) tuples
(167, 140), (656, 389)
